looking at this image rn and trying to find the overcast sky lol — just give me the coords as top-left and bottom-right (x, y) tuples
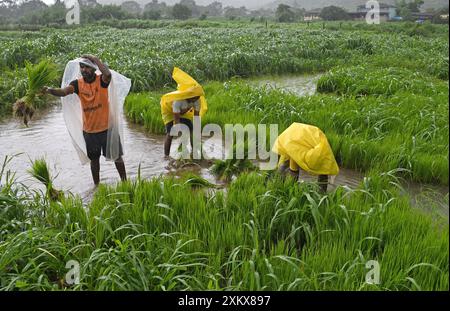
(40, 0), (263, 5)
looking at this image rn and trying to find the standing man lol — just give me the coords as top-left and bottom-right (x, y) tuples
(43, 55), (128, 186)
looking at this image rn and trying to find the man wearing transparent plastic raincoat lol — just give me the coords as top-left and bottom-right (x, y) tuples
(43, 55), (131, 186)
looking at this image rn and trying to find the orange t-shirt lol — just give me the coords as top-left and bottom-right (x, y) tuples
(76, 75), (110, 133)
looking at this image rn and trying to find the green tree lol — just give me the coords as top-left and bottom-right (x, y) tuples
(0, 0), (17, 23)
(172, 3), (191, 20)
(143, 9), (161, 20)
(121, 1), (141, 17)
(276, 4), (295, 23)
(396, 0), (424, 20)
(224, 6), (246, 19)
(319, 5), (349, 21)
(205, 1), (222, 16)
(81, 5), (131, 23)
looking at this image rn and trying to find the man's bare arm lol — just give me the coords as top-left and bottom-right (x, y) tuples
(43, 85), (74, 97)
(173, 113), (181, 124)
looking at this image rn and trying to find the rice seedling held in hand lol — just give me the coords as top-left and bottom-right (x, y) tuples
(13, 59), (59, 126)
(28, 158), (62, 201)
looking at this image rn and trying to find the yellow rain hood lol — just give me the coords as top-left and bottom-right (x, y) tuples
(272, 123), (339, 176)
(160, 67), (208, 124)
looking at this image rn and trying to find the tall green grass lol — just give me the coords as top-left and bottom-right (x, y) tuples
(317, 66), (448, 96)
(0, 167), (447, 290)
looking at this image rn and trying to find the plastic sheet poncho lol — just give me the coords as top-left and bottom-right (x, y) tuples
(61, 58), (131, 164)
(272, 123), (339, 176)
(160, 67), (208, 125)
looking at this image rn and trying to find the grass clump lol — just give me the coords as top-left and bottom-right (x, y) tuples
(28, 158), (62, 201)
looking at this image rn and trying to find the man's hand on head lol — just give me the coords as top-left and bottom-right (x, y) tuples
(81, 54), (97, 62)
(82, 54), (111, 84)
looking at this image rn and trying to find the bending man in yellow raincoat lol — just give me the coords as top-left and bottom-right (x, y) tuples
(160, 67), (207, 157)
(272, 123), (339, 192)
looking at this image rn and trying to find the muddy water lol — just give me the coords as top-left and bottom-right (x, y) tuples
(248, 73), (322, 97)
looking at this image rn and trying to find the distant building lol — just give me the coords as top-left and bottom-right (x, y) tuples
(304, 8), (322, 21)
(411, 12), (435, 21)
(349, 3), (397, 22)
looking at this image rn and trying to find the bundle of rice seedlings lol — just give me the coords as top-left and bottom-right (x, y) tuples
(210, 158), (256, 182)
(28, 158), (62, 201)
(181, 173), (218, 189)
(13, 59), (59, 126)
(210, 141), (256, 182)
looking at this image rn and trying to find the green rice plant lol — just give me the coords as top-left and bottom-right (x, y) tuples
(210, 140), (257, 182)
(345, 37), (374, 55)
(126, 77), (448, 185)
(0, 167), (447, 290)
(28, 158), (62, 202)
(124, 92), (165, 134)
(0, 22), (448, 291)
(180, 173), (219, 189)
(0, 21), (445, 96)
(316, 65), (448, 96)
(1, 21), (448, 121)
(210, 158), (256, 182)
(13, 59), (59, 126)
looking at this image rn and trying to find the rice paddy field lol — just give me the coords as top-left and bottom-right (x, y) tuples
(0, 20), (448, 291)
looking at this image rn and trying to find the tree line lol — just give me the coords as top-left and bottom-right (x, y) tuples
(0, 0), (448, 25)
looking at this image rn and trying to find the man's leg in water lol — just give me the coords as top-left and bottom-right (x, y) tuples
(84, 131), (101, 186)
(164, 134), (173, 157)
(90, 157), (100, 185)
(318, 174), (328, 193)
(115, 157), (127, 181)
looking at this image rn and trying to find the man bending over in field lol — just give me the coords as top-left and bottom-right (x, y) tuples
(272, 122), (339, 193)
(160, 67), (208, 158)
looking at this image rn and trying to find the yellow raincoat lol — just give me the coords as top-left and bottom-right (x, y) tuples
(272, 123), (339, 176)
(160, 67), (208, 125)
